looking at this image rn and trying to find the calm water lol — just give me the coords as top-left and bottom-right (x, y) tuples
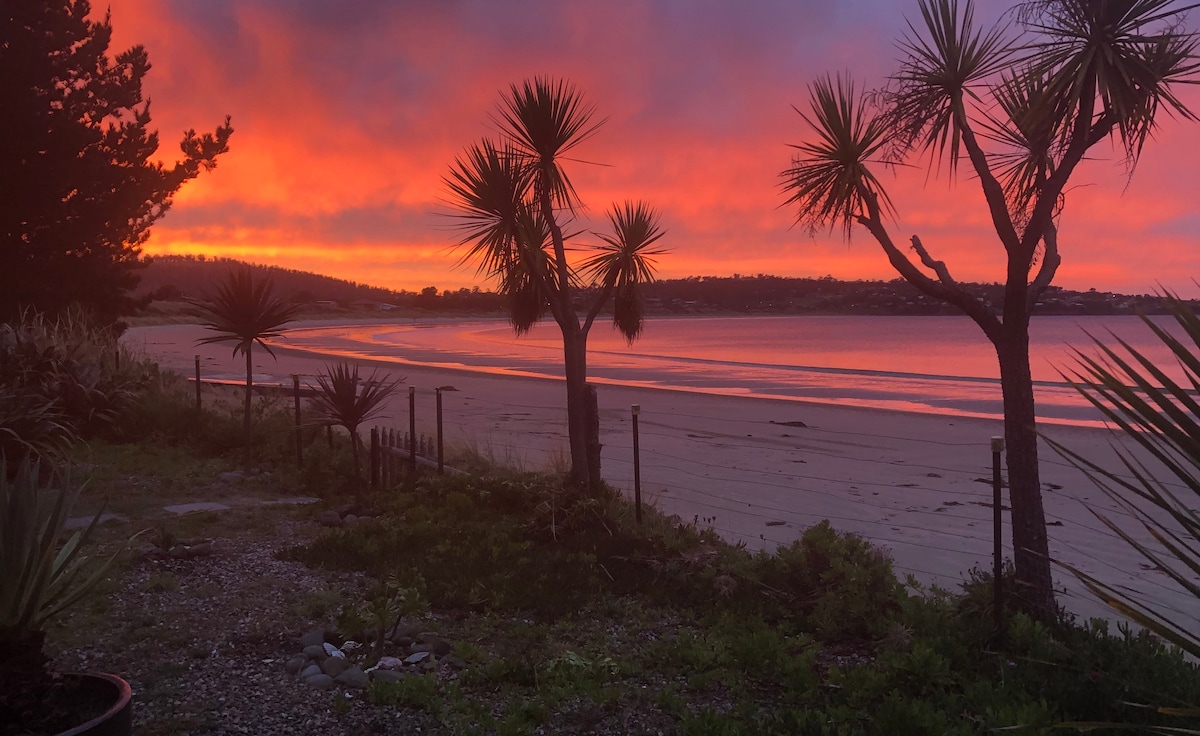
(277, 315), (1189, 426)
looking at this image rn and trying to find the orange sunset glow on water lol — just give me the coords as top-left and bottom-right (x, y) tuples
(105, 1), (1200, 296)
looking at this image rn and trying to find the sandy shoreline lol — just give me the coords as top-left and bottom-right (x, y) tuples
(125, 322), (1198, 629)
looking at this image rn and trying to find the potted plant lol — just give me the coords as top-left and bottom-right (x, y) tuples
(0, 458), (133, 735)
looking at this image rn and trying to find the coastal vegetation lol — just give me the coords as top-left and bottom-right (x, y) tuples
(781, 0), (1200, 617)
(6, 348), (1193, 733)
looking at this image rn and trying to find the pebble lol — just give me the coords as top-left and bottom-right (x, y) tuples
(304, 674), (334, 690)
(299, 664), (322, 680)
(302, 645), (327, 661)
(404, 651), (430, 665)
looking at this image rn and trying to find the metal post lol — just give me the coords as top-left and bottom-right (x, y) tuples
(293, 375), (303, 467)
(991, 435), (1005, 637)
(194, 355), (202, 413)
(436, 388), (444, 474)
(632, 405), (642, 524)
(408, 387), (417, 473)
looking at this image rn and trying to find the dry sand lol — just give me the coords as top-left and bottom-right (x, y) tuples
(126, 322), (1199, 629)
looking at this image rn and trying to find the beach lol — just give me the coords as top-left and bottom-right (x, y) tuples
(126, 321), (1198, 628)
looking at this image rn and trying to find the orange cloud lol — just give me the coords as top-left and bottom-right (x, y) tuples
(102, 0), (1200, 296)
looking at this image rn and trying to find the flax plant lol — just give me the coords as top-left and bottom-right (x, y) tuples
(1048, 293), (1200, 663)
(310, 362), (403, 477)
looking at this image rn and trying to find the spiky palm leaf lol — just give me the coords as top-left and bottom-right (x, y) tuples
(190, 269), (299, 440)
(191, 269), (300, 358)
(781, 74), (898, 234)
(311, 362), (403, 475)
(581, 201), (667, 342)
(1046, 291), (1200, 659)
(890, 0), (1015, 171)
(1017, 0), (1200, 166)
(445, 140), (533, 280)
(495, 77), (604, 212)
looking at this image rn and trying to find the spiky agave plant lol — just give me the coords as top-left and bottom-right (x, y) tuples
(190, 269), (300, 442)
(310, 362), (403, 477)
(0, 459), (128, 718)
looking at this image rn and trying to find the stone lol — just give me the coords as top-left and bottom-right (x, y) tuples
(316, 510), (344, 528)
(285, 656), (308, 675)
(304, 674), (334, 690)
(403, 651), (430, 665)
(219, 471), (244, 483)
(370, 669), (405, 684)
(320, 657), (350, 678)
(186, 542), (214, 557)
(323, 642), (345, 659)
(343, 514), (358, 524)
(443, 655), (467, 670)
(299, 629), (326, 648)
(164, 502), (231, 515)
(375, 656), (404, 671)
(391, 636), (413, 649)
(416, 633), (453, 657)
(299, 664), (322, 680)
(302, 645), (327, 661)
(335, 666), (369, 689)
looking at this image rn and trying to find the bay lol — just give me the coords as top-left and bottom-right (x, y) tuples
(279, 314), (1188, 426)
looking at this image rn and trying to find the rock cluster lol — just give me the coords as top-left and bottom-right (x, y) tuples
(284, 626), (463, 690)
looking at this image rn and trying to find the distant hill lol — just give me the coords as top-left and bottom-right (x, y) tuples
(134, 255), (1183, 318)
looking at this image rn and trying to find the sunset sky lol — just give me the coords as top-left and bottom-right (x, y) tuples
(103, 0), (1200, 296)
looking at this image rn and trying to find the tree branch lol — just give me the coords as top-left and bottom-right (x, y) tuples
(1027, 220), (1061, 311)
(856, 187), (1002, 343)
(909, 235), (959, 287)
(954, 96), (1021, 254)
(582, 277), (615, 336)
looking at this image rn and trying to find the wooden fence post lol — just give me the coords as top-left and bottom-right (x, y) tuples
(436, 387), (444, 474)
(991, 435), (1006, 640)
(293, 375), (303, 467)
(370, 427), (379, 489)
(408, 387), (417, 473)
(632, 404), (642, 524)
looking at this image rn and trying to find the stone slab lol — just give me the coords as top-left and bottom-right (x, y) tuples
(163, 502), (232, 515)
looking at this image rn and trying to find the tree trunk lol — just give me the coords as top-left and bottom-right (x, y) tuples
(244, 347), (253, 443)
(562, 332), (591, 488)
(995, 325), (1056, 618)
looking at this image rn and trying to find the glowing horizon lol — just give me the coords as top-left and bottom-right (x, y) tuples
(105, 1), (1200, 297)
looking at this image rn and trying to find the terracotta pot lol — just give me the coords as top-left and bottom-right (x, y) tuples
(55, 673), (132, 736)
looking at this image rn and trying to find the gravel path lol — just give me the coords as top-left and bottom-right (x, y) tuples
(51, 515), (436, 735)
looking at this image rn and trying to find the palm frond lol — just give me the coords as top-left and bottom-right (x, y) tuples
(310, 363), (403, 441)
(976, 66), (1068, 222)
(189, 269), (299, 358)
(579, 201), (667, 343)
(1048, 290), (1200, 660)
(889, 0), (1016, 171)
(444, 139), (533, 279)
(781, 74), (897, 235)
(1017, 0), (1200, 167)
(494, 77), (604, 213)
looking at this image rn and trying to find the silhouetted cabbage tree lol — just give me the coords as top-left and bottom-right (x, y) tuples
(446, 78), (667, 491)
(781, 0), (1199, 617)
(191, 269), (300, 440)
(1048, 292), (1200, 659)
(310, 362), (403, 476)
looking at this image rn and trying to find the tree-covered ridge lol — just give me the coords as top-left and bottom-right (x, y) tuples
(137, 256), (1191, 317)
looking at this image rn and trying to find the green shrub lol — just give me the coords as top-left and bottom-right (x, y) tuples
(756, 520), (904, 639)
